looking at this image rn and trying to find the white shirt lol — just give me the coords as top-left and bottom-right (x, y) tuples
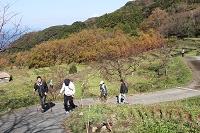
(60, 82), (75, 96)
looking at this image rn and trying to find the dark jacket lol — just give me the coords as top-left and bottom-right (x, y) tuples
(34, 81), (48, 97)
(120, 82), (127, 93)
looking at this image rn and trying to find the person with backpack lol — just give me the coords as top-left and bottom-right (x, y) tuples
(34, 76), (48, 113)
(99, 81), (107, 100)
(118, 79), (128, 104)
(59, 78), (76, 114)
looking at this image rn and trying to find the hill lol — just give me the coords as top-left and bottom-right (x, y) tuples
(6, 0), (200, 53)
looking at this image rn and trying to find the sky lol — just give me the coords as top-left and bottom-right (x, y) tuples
(1, 0), (131, 31)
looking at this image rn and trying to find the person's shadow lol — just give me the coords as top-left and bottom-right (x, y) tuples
(44, 102), (55, 112)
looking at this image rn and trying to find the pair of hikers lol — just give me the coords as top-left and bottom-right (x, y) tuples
(34, 76), (76, 114)
(100, 79), (128, 103)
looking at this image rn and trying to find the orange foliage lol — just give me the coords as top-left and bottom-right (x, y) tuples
(0, 29), (165, 68)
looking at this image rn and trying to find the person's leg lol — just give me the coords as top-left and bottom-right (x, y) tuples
(39, 96), (43, 109)
(69, 96), (76, 109)
(41, 95), (46, 109)
(64, 95), (69, 112)
(118, 93), (122, 103)
(122, 93), (128, 103)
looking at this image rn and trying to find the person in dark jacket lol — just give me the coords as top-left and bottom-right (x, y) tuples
(118, 79), (128, 104)
(34, 76), (48, 113)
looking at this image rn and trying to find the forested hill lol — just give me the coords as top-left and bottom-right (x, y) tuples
(8, 0), (200, 53)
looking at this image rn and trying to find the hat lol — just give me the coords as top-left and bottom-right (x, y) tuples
(100, 81), (104, 84)
(120, 79), (123, 82)
(64, 78), (70, 86)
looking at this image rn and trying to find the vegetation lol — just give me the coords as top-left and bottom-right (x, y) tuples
(64, 96), (200, 132)
(69, 64), (77, 74)
(0, 53), (192, 114)
(0, 29), (165, 69)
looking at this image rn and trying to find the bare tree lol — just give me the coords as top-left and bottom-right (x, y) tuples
(0, 1), (28, 52)
(100, 55), (145, 81)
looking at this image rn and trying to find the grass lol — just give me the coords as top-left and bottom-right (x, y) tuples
(64, 96), (200, 132)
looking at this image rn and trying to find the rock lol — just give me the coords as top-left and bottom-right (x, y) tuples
(92, 127), (98, 132)
(100, 125), (108, 132)
(79, 112), (84, 116)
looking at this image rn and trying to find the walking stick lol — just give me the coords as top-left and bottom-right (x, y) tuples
(86, 104), (91, 133)
(36, 104), (38, 111)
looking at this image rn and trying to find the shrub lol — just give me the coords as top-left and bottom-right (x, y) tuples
(69, 65), (77, 74)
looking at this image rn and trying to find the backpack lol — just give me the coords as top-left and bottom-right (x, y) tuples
(122, 83), (128, 93)
(124, 86), (128, 93)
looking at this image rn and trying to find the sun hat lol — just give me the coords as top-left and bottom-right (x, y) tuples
(100, 81), (104, 84)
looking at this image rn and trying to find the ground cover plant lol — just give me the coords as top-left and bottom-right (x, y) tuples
(64, 96), (200, 132)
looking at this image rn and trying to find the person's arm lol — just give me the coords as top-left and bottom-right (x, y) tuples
(44, 81), (48, 93)
(60, 83), (65, 94)
(34, 83), (37, 91)
(120, 84), (124, 93)
(70, 82), (76, 95)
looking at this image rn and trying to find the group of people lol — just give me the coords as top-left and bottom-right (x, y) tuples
(99, 79), (128, 104)
(34, 76), (76, 114)
(34, 76), (128, 114)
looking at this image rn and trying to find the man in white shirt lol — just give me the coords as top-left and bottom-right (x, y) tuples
(59, 78), (76, 114)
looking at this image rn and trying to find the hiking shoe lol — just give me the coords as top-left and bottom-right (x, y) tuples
(41, 109), (44, 113)
(66, 111), (69, 114)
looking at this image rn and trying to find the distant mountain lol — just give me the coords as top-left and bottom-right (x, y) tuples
(7, 0), (200, 53)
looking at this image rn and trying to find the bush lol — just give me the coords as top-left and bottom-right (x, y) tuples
(69, 65), (77, 74)
(196, 50), (200, 56)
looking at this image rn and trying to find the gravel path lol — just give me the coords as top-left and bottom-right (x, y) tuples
(0, 56), (200, 133)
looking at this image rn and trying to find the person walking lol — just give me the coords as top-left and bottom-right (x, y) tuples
(34, 76), (48, 113)
(59, 78), (76, 114)
(99, 81), (107, 100)
(118, 79), (128, 104)
(49, 80), (53, 89)
(181, 49), (185, 57)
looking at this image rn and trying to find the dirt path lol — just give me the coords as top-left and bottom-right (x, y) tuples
(0, 56), (200, 133)
(183, 56), (200, 90)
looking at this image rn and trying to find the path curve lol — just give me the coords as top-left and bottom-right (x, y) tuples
(0, 56), (200, 133)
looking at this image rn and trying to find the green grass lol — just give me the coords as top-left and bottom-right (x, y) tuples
(64, 96), (200, 132)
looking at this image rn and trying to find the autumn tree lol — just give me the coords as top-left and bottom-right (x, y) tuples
(100, 30), (165, 81)
(159, 7), (200, 37)
(140, 8), (168, 32)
